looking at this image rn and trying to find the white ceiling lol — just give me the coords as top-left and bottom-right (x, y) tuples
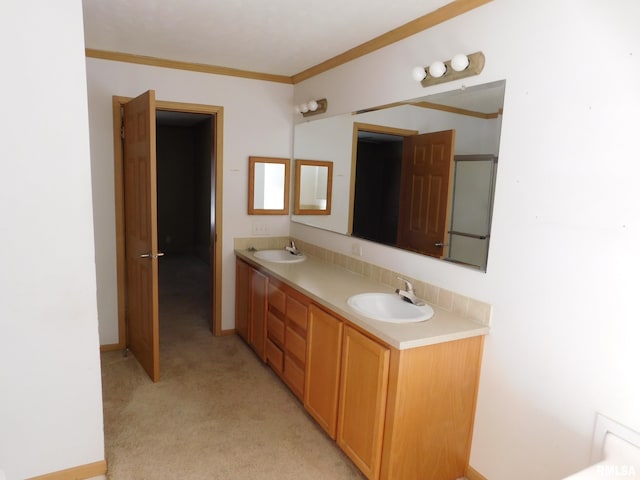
(82, 0), (453, 77)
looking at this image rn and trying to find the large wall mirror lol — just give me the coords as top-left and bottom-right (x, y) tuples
(248, 156), (290, 215)
(292, 80), (505, 271)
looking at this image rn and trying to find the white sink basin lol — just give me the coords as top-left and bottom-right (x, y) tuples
(253, 249), (306, 263)
(347, 293), (434, 323)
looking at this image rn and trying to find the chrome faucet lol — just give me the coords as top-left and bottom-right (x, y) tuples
(395, 277), (425, 306)
(285, 240), (302, 256)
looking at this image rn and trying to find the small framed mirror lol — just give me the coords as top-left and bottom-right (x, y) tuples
(294, 159), (333, 215)
(248, 156), (290, 215)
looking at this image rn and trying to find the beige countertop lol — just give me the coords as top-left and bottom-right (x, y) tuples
(235, 249), (489, 350)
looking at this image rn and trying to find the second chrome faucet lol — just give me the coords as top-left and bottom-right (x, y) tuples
(285, 240), (302, 256)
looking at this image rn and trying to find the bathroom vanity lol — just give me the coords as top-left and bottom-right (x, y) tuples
(234, 249), (488, 480)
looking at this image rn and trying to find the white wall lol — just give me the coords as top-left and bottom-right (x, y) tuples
(0, 1), (105, 479)
(292, 1), (640, 478)
(86, 60), (293, 342)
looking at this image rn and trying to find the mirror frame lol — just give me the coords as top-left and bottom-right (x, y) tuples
(248, 156), (290, 215)
(294, 159), (333, 215)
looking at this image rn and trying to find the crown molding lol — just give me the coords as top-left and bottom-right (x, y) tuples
(291, 0), (493, 83)
(85, 48), (293, 84)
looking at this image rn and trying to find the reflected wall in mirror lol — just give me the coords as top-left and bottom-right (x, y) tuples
(294, 159), (333, 215)
(292, 80), (505, 271)
(248, 156), (290, 215)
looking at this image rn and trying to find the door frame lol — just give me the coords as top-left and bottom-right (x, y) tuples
(110, 96), (224, 350)
(349, 122), (418, 236)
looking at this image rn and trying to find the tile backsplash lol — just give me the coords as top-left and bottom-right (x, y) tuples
(234, 236), (492, 327)
(234, 236), (290, 251)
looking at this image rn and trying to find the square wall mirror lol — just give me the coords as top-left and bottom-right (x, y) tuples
(248, 156), (290, 215)
(294, 159), (333, 215)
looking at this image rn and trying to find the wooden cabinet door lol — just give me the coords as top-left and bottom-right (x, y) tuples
(337, 326), (390, 480)
(235, 259), (267, 361)
(249, 268), (268, 361)
(235, 259), (250, 342)
(304, 305), (343, 439)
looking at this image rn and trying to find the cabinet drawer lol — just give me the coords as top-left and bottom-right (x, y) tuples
(287, 296), (308, 331)
(268, 283), (286, 313)
(267, 311), (285, 345)
(286, 326), (306, 365)
(266, 338), (284, 374)
(284, 355), (305, 400)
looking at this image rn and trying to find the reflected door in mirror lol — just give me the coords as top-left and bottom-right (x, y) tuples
(397, 129), (455, 258)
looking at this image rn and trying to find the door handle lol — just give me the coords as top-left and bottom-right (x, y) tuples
(434, 242), (448, 247)
(140, 252), (165, 259)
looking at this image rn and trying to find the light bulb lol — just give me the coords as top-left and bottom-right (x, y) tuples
(450, 54), (469, 72)
(411, 66), (427, 82)
(428, 61), (446, 78)
(299, 103), (309, 113)
(308, 100), (318, 111)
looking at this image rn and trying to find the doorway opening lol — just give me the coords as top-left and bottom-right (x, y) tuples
(156, 110), (214, 341)
(352, 130), (404, 246)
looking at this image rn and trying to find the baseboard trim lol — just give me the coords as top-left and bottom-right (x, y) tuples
(27, 460), (107, 480)
(220, 328), (237, 336)
(100, 342), (124, 352)
(467, 465), (488, 480)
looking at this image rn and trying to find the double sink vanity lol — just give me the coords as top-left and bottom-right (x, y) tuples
(235, 245), (489, 480)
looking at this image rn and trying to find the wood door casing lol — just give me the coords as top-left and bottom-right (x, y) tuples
(110, 96), (224, 354)
(397, 129), (455, 258)
(123, 90), (160, 382)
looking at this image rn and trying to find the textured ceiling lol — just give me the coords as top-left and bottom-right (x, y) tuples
(82, 0), (453, 77)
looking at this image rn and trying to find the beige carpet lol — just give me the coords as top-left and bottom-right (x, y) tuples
(101, 255), (365, 480)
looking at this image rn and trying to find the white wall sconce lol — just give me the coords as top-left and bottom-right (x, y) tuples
(295, 98), (328, 117)
(412, 51), (485, 87)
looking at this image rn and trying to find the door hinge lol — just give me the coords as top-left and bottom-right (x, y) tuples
(120, 107), (125, 140)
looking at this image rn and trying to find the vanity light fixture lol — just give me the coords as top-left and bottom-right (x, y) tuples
(295, 98), (328, 117)
(413, 51), (485, 88)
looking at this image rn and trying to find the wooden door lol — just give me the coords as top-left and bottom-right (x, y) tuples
(397, 130), (455, 258)
(337, 326), (390, 480)
(304, 305), (343, 439)
(123, 90), (160, 382)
